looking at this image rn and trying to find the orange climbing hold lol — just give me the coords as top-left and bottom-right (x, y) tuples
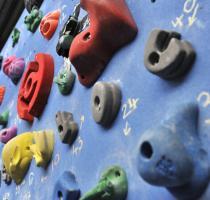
(0, 86), (5, 105)
(40, 9), (61, 40)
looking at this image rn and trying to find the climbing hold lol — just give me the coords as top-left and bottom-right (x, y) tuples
(53, 171), (81, 200)
(11, 28), (20, 47)
(56, 4), (81, 58)
(24, 0), (43, 13)
(0, 55), (3, 70)
(2, 132), (34, 184)
(144, 29), (196, 79)
(80, 166), (128, 200)
(0, 126), (17, 144)
(29, 130), (54, 167)
(137, 103), (209, 199)
(2, 130), (54, 184)
(91, 82), (122, 127)
(69, 0), (138, 87)
(24, 6), (43, 33)
(54, 66), (75, 95)
(3, 56), (25, 84)
(0, 110), (9, 126)
(55, 111), (78, 145)
(0, 86), (6, 105)
(2, 165), (12, 185)
(17, 53), (54, 122)
(40, 9), (61, 40)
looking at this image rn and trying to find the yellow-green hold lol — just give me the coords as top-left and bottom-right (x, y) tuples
(2, 130), (54, 184)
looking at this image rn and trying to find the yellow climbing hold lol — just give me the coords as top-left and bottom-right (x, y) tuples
(2, 130), (54, 184)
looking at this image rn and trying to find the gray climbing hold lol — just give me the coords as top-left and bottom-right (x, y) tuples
(91, 82), (122, 127)
(144, 29), (196, 79)
(55, 111), (78, 145)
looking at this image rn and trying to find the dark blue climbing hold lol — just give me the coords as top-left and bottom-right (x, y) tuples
(137, 102), (209, 200)
(53, 171), (80, 200)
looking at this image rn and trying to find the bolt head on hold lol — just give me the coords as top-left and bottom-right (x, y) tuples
(144, 29), (196, 79)
(91, 82), (122, 127)
(55, 111), (78, 145)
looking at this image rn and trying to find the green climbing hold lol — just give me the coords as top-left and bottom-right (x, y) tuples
(24, 6), (43, 33)
(0, 110), (9, 126)
(54, 65), (75, 95)
(11, 28), (20, 47)
(80, 166), (128, 200)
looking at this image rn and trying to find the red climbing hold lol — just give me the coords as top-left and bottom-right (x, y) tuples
(69, 0), (138, 87)
(40, 9), (61, 40)
(0, 86), (5, 105)
(17, 53), (54, 122)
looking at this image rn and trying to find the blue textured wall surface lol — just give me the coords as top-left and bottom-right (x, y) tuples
(0, 0), (210, 199)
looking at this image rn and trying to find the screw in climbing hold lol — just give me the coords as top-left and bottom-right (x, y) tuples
(0, 126), (17, 144)
(54, 64), (76, 95)
(144, 29), (196, 79)
(80, 166), (128, 200)
(137, 103), (209, 199)
(3, 56), (25, 84)
(56, 3), (81, 58)
(24, 0), (43, 13)
(0, 86), (6, 105)
(0, 110), (9, 126)
(11, 28), (20, 47)
(24, 6), (43, 33)
(40, 9), (61, 40)
(91, 82), (122, 127)
(55, 111), (78, 145)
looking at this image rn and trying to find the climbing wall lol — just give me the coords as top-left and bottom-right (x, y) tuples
(1, 0), (210, 199)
